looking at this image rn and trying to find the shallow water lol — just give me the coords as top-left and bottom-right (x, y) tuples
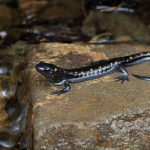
(0, 41), (30, 149)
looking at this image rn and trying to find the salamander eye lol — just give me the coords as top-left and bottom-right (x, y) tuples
(39, 61), (45, 64)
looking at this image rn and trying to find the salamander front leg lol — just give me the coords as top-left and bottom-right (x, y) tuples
(51, 82), (71, 96)
(115, 65), (130, 84)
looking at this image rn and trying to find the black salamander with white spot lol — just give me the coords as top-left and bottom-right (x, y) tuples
(35, 51), (150, 96)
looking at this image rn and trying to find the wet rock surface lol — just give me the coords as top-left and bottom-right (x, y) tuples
(26, 43), (150, 150)
(82, 10), (150, 41)
(0, 5), (21, 31)
(26, 17), (90, 44)
(37, 0), (83, 20)
(19, 0), (48, 15)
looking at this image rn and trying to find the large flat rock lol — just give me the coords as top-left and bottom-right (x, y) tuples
(26, 43), (150, 150)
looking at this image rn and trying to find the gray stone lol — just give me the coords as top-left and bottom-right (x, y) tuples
(24, 43), (150, 149)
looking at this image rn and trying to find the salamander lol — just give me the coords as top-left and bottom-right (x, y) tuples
(35, 51), (150, 96)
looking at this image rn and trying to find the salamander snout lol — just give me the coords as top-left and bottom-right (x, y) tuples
(35, 64), (45, 71)
(35, 61), (46, 72)
(35, 61), (51, 72)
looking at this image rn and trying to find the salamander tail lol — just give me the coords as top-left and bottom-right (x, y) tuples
(132, 74), (150, 81)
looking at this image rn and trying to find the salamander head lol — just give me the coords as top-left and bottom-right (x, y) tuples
(35, 61), (60, 79)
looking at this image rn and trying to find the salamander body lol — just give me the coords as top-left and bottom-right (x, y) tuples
(35, 51), (150, 95)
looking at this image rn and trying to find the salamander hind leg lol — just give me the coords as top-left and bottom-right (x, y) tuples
(114, 65), (130, 84)
(51, 82), (71, 96)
